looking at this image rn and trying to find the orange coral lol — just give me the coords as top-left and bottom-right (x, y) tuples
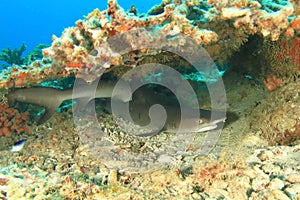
(263, 75), (282, 91)
(10, 70), (30, 87)
(65, 62), (85, 68)
(116, 25), (132, 33)
(0, 103), (30, 137)
(291, 17), (300, 29)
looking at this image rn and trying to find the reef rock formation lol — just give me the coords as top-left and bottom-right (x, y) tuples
(0, 0), (298, 88)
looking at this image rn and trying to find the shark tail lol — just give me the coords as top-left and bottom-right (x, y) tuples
(6, 87), (67, 126)
(6, 91), (17, 106)
(37, 100), (63, 125)
(36, 89), (68, 125)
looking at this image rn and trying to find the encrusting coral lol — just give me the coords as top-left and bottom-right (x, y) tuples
(0, 0), (299, 89)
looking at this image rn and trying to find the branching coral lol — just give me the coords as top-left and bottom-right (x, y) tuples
(0, 43), (50, 70)
(0, 43), (26, 67)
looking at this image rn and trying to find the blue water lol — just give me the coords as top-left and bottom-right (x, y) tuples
(0, 0), (161, 53)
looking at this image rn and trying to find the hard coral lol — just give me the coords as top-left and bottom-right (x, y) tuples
(0, 103), (30, 137)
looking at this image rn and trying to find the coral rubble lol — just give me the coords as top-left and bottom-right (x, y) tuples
(0, 0), (299, 89)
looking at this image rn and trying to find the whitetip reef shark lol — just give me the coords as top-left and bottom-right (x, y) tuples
(6, 80), (226, 136)
(112, 86), (226, 137)
(7, 79), (132, 125)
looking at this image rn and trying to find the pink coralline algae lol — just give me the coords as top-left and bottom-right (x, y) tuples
(0, 0), (299, 88)
(277, 38), (300, 72)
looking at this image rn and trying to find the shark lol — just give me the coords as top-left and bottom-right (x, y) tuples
(7, 79), (132, 125)
(6, 80), (226, 137)
(110, 86), (226, 137)
(125, 103), (226, 137)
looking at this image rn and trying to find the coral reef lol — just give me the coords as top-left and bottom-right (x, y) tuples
(250, 79), (300, 146)
(0, 1), (300, 199)
(24, 43), (50, 65)
(259, 37), (300, 80)
(277, 37), (300, 72)
(0, 0), (298, 89)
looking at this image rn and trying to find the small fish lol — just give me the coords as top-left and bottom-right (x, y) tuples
(10, 140), (25, 152)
